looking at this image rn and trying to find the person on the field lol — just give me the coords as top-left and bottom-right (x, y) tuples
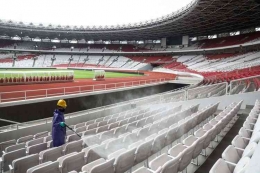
(52, 99), (67, 147)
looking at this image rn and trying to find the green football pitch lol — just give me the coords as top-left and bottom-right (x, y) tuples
(0, 69), (143, 79)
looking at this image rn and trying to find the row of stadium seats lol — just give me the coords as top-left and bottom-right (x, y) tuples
(0, 102), (200, 173)
(0, 75), (74, 85)
(133, 101), (242, 173)
(2, 100), (243, 173)
(209, 99), (260, 173)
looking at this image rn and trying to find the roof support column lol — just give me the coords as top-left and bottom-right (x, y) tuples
(182, 35), (189, 47)
(161, 38), (166, 48)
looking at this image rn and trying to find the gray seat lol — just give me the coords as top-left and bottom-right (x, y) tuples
(96, 125), (109, 133)
(34, 131), (49, 139)
(44, 136), (52, 143)
(39, 146), (63, 163)
(137, 126), (151, 140)
(135, 139), (153, 164)
(17, 135), (34, 144)
(107, 118), (117, 124)
(27, 161), (60, 173)
(97, 120), (108, 127)
(67, 134), (81, 143)
(75, 126), (87, 133)
(2, 148), (26, 172)
(114, 148), (136, 173)
(87, 123), (98, 130)
(11, 154), (39, 173)
(60, 152), (85, 173)
(5, 143), (26, 153)
(86, 120), (95, 126)
(83, 136), (101, 147)
(105, 138), (125, 155)
(82, 158), (115, 173)
(64, 140), (83, 155)
(168, 143), (195, 172)
(149, 153), (179, 173)
(0, 139), (16, 156)
(165, 125), (178, 147)
(26, 138), (44, 147)
(75, 122), (86, 129)
(108, 122), (119, 130)
(85, 146), (103, 163)
(119, 119), (129, 126)
(151, 131), (167, 155)
(27, 161), (52, 173)
(83, 129), (97, 138)
(27, 143), (48, 155)
(100, 130), (115, 141)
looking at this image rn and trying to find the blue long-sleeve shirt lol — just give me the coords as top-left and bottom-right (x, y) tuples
(52, 109), (66, 147)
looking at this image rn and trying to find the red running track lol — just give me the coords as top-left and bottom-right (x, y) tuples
(0, 71), (175, 103)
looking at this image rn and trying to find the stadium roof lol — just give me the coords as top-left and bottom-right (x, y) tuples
(0, 0), (260, 41)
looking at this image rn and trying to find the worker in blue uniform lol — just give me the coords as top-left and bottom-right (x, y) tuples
(52, 99), (67, 147)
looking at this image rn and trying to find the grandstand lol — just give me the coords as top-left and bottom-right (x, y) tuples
(0, 0), (260, 173)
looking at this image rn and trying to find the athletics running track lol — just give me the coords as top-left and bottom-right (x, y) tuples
(0, 71), (176, 103)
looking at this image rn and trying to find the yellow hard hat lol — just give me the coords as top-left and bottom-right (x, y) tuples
(57, 99), (67, 108)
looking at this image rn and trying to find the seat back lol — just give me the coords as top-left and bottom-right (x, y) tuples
(5, 143), (26, 153)
(64, 140), (83, 155)
(100, 130), (114, 141)
(114, 148), (136, 173)
(137, 126), (150, 139)
(86, 147), (103, 163)
(106, 137), (125, 153)
(29, 161), (60, 173)
(98, 120), (108, 127)
(67, 134), (81, 142)
(201, 128), (213, 148)
(83, 129), (97, 138)
(44, 136), (52, 143)
(108, 122), (119, 130)
(27, 143), (48, 155)
(114, 125), (127, 137)
(242, 142), (257, 158)
(34, 131), (49, 139)
(96, 125), (109, 133)
(75, 122), (86, 129)
(135, 139), (153, 163)
(222, 145), (241, 164)
(151, 132), (167, 154)
(61, 152), (85, 173)
(17, 135), (34, 144)
(178, 144), (195, 172)
(75, 126), (86, 133)
(39, 146), (63, 163)
(0, 139), (16, 156)
(161, 157), (180, 173)
(233, 157), (251, 173)
(2, 148), (26, 172)
(25, 138), (43, 147)
(193, 134), (206, 158)
(12, 154), (39, 173)
(90, 158), (115, 173)
(123, 133), (139, 146)
(231, 135), (248, 149)
(165, 126), (178, 146)
(83, 136), (101, 146)
(87, 123), (98, 130)
(119, 119), (128, 126)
